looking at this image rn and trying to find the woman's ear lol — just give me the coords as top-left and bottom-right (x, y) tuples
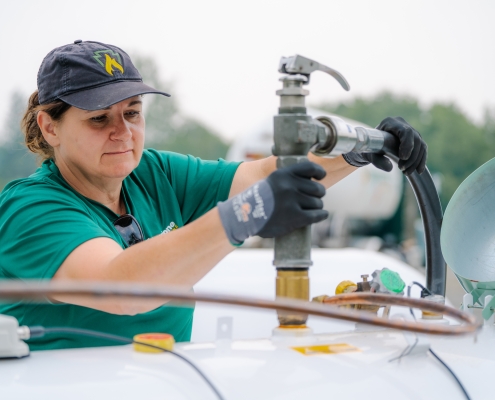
(37, 111), (60, 147)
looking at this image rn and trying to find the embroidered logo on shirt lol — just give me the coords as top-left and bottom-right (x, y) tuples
(161, 221), (179, 234)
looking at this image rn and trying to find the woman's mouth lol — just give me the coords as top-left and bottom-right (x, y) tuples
(105, 149), (133, 155)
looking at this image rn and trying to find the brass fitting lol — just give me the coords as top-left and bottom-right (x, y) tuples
(355, 274), (379, 313)
(276, 269), (309, 325)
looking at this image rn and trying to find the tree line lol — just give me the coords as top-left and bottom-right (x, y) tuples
(1, 55), (494, 212)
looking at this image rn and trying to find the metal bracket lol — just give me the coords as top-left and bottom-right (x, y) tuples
(216, 316), (233, 341)
(462, 293), (474, 314)
(482, 295), (495, 324)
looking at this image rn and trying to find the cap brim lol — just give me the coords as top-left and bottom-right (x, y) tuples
(59, 81), (170, 110)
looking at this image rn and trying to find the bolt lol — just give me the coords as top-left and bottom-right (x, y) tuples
(361, 274), (369, 282)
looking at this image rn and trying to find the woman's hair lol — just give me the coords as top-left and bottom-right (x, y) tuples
(21, 91), (71, 161)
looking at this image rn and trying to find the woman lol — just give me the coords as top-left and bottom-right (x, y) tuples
(0, 40), (427, 350)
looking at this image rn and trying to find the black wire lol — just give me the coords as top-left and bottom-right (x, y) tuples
(406, 281), (432, 320)
(404, 284), (470, 400)
(411, 281), (433, 296)
(41, 327), (133, 344)
(429, 348), (471, 400)
(31, 326), (225, 400)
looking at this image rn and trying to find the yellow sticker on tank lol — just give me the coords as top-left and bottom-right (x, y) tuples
(291, 343), (360, 356)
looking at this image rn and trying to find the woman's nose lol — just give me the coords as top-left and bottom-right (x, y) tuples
(110, 116), (132, 141)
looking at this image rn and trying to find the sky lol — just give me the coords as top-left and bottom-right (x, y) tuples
(0, 0), (494, 141)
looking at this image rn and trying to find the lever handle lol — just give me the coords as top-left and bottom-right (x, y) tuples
(279, 55), (350, 91)
(316, 64), (351, 92)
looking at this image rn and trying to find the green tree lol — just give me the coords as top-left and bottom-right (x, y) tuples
(321, 92), (423, 129)
(482, 107), (495, 150)
(424, 103), (492, 205)
(0, 90), (38, 190)
(132, 54), (229, 160)
(316, 92), (493, 208)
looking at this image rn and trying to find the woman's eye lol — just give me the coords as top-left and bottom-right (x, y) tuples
(90, 115), (107, 123)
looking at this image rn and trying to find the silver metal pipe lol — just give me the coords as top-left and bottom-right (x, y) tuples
(312, 116), (385, 156)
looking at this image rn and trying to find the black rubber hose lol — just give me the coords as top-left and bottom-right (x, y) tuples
(381, 133), (446, 296)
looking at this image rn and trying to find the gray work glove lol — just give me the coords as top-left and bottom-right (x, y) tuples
(343, 116), (427, 176)
(218, 162), (328, 245)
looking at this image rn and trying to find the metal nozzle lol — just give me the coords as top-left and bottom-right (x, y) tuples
(312, 116), (387, 157)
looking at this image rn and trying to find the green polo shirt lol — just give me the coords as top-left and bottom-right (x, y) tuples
(0, 149), (240, 350)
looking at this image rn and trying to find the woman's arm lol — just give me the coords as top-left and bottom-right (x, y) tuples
(53, 207), (233, 315)
(229, 155), (356, 197)
(229, 116), (427, 197)
(53, 162), (328, 315)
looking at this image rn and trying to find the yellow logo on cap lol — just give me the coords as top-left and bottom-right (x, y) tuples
(104, 54), (124, 76)
(93, 50), (124, 76)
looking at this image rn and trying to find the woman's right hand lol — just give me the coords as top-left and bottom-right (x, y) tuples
(217, 162), (328, 244)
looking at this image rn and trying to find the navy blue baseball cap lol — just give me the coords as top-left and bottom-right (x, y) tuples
(37, 40), (170, 110)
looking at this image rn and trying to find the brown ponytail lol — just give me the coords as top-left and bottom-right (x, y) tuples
(21, 91), (71, 161)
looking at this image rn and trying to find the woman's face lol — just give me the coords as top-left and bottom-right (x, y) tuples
(52, 96), (145, 183)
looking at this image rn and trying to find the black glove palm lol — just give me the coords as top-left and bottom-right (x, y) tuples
(259, 162), (328, 238)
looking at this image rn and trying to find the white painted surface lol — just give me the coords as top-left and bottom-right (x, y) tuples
(2, 329), (494, 399)
(2, 249), (493, 399)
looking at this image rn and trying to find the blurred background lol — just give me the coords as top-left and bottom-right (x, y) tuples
(1, 0), (494, 307)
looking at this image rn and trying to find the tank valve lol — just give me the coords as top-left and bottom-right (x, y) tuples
(335, 280), (358, 295)
(314, 269), (405, 315)
(358, 274), (371, 292)
(370, 268), (405, 295)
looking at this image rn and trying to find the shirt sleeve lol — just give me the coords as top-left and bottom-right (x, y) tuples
(0, 181), (112, 280)
(144, 149), (241, 224)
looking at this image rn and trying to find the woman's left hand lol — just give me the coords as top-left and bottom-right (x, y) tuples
(343, 116), (428, 176)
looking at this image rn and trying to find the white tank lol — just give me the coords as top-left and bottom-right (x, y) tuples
(442, 157), (495, 283)
(1, 250), (492, 400)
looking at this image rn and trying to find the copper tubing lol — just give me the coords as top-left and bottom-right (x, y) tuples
(320, 292), (479, 335)
(0, 281), (481, 336)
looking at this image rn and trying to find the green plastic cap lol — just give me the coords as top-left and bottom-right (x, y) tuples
(380, 269), (405, 293)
